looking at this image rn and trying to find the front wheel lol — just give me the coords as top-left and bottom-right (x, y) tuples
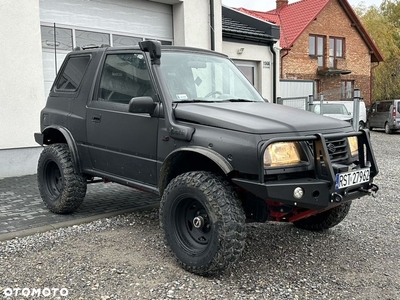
(37, 143), (87, 214)
(293, 202), (351, 231)
(366, 121), (373, 131)
(160, 171), (246, 276)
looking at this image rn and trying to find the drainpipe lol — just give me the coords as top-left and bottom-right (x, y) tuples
(209, 0), (215, 51)
(370, 62), (380, 105)
(269, 43), (277, 103)
(280, 49), (289, 78)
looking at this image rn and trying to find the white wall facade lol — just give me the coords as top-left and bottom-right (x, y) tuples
(0, 0), (45, 178)
(0, 0), (45, 149)
(0, 0), (275, 178)
(223, 41), (280, 101)
(173, 0), (222, 51)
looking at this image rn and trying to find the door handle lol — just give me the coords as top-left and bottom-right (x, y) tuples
(92, 114), (102, 123)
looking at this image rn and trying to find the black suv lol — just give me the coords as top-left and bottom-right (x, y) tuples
(35, 41), (379, 275)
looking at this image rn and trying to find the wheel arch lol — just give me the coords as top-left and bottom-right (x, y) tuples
(159, 147), (234, 195)
(41, 126), (82, 174)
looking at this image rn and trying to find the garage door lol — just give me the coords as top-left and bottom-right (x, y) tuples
(40, 0), (173, 94)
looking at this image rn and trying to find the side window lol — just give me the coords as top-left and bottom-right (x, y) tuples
(55, 55), (90, 91)
(98, 53), (153, 104)
(378, 102), (390, 112)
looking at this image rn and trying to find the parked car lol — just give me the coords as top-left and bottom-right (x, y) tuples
(324, 100), (367, 129)
(366, 100), (400, 134)
(311, 103), (353, 124)
(34, 41), (379, 276)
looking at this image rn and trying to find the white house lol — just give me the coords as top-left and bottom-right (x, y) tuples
(0, 0), (279, 178)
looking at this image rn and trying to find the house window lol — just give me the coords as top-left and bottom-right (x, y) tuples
(112, 34), (142, 47)
(75, 30), (110, 48)
(341, 80), (353, 100)
(329, 37), (344, 68)
(41, 26), (73, 51)
(309, 35), (325, 68)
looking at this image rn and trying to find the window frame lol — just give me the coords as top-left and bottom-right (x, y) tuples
(53, 54), (92, 93)
(309, 35), (325, 68)
(40, 23), (173, 51)
(340, 80), (354, 100)
(329, 36), (345, 69)
(89, 50), (157, 111)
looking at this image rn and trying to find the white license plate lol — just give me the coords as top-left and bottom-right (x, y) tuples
(335, 168), (370, 190)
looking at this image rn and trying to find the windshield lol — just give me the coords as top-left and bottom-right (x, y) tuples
(159, 51), (265, 103)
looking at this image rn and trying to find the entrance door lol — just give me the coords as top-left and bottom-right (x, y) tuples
(234, 60), (259, 91)
(86, 52), (158, 185)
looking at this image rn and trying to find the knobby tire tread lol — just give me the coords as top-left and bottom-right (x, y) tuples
(38, 143), (86, 214)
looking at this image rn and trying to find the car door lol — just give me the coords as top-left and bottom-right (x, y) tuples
(368, 102), (378, 127)
(86, 51), (158, 185)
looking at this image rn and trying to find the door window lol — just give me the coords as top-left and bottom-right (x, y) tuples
(98, 53), (154, 104)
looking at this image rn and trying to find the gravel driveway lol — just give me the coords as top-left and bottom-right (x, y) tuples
(0, 131), (399, 300)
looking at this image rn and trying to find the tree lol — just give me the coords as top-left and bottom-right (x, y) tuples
(355, 1), (400, 100)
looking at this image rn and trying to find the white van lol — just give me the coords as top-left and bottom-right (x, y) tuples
(323, 100), (367, 129)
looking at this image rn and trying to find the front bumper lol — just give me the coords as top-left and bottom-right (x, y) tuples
(233, 129), (379, 210)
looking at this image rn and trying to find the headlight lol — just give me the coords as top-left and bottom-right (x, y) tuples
(264, 142), (303, 167)
(347, 136), (358, 156)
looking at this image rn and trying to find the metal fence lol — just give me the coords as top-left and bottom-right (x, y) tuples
(276, 90), (362, 131)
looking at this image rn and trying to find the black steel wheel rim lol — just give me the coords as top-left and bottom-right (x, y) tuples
(44, 160), (63, 199)
(174, 197), (212, 254)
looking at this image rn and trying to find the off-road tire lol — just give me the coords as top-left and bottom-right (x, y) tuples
(384, 122), (392, 134)
(160, 171), (246, 276)
(293, 202), (351, 231)
(37, 143), (87, 214)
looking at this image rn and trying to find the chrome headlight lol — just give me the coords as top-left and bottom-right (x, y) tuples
(347, 136), (358, 157)
(263, 142), (304, 167)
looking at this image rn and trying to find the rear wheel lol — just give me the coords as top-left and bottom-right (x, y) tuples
(37, 143), (87, 214)
(385, 122), (393, 134)
(160, 171), (246, 276)
(293, 202), (351, 231)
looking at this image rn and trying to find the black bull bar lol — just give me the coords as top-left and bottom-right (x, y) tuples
(233, 129), (379, 210)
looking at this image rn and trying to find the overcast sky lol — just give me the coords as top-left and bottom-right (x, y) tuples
(221, 0), (383, 11)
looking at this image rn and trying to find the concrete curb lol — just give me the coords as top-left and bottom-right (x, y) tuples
(0, 203), (159, 242)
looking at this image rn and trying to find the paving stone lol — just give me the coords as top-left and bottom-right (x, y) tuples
(0, 174), (160, 235)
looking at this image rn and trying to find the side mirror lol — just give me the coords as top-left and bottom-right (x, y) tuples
(128, 96), (157, 114)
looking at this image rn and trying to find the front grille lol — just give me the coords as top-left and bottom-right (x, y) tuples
(308, 137), (349, 163)
(325, 137), (349, 162)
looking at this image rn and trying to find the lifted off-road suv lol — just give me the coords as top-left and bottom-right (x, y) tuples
(35, 41), (379, 275)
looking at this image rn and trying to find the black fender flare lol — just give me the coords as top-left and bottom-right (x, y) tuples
(159, 146), (234, 194)
(41, 125), (82, 174)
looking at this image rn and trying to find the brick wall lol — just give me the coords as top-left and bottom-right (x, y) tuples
(281, 0), (373, 105)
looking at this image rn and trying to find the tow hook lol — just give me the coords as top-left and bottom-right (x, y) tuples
(369, 184), (379, 198)
(359, 184), (379, 198)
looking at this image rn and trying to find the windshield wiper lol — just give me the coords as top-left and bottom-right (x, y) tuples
(172, 99), (217, 103)
(220, 99), (257, 102)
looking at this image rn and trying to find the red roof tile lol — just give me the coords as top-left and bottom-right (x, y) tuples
(237, 0), (383, 62)
(239, 0), (330, 49)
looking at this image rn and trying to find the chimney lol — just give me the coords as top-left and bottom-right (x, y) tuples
(276, 0), (289, 9)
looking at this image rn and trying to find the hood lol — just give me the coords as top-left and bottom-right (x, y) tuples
(174, 102), (353, 134)
(323, 114), (352, 122)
